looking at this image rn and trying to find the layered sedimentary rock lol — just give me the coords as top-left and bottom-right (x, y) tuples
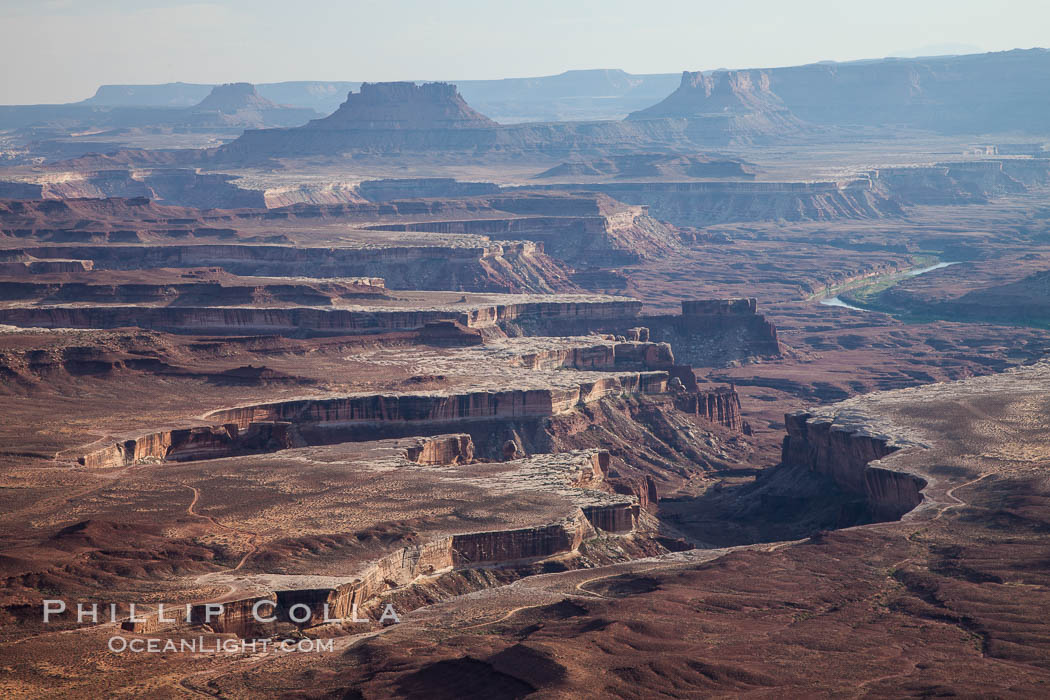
(365, 203), (680, 264)
(520, 180), (902, 226)
(9, 240), (570, 293)
(80, 368), (670, 467)
(0, 295), (641, 335)
(312, 82), (498, 130)
(674, 386), (743, 430)
(0, 82), (316, 141)
(405, 433), (475, 465)
(494, 297), (780, 366)
(521, 157), (1050, 226)
(80, 420), (302, 468)
(0, 259), (92, 275)
(207, 373), (669, 429)
(781, 411), (925, 521)
(51, 69), (682, 122)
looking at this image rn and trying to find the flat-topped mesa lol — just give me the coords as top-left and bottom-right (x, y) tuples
(309, 82), (499, 130)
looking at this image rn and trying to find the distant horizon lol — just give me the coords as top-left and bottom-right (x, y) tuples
(3, 0), (1049, 104)
(11, 45), (1050, 107)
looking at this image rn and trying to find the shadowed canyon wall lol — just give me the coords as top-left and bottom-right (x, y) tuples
(781, 410), (926, 521)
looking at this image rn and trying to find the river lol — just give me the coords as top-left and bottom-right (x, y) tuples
(820, 262), (959, 311)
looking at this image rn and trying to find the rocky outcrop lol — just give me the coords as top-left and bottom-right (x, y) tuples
(674, 386), (743, 430)
(405, 434), (475, 465)
(581, 503), (640, 533)
(781, 411), (926, 521)
(211, 79), (804, 161)
(511, 340), (674, 372)
(0, 259), (93, 275)
(740, 48), (1050, 134)
(79, 421), (302, 468)
(681, 298), (757, 315)
(450, 513), (591, 565)
(121, 447), (641, 635)
(499, 297), (780, 367)
(636, 299), (780, 366)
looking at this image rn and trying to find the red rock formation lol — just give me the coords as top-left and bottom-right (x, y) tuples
(581, 503), (640, 533)
(450, 512), (592, 565)
(674, 386), (743, 430)
(406, 434), (475, 465)
(79, 374), (671, 467)
(781, 411), (926, 520)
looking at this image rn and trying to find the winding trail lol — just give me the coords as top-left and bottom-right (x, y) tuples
(186, 486), (259, 572)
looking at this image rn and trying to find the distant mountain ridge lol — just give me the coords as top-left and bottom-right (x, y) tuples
(79, 70), (681, 122)
(66, 48), (1050, 132)
(630, 48), (1050, 134)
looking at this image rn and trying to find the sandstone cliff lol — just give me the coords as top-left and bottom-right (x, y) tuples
(781, 411), (926, 521)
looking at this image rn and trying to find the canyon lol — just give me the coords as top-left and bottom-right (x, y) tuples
(2, 43), (1050, 700)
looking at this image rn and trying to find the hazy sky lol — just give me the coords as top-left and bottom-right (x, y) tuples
(2, 0), (1048, 104)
